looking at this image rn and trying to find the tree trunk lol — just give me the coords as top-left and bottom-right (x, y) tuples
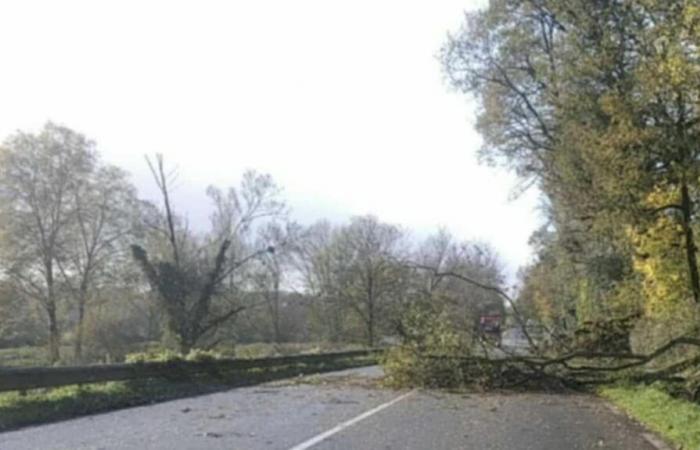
(680, 182), (700, 303)
(367, 276), (375, 347)
(368, 311), (374, 347)
(47, 302), (60, 363)
(272, 279), (281, 343)
(328, 295), (343, 343)
(45, 260), (61, 363)
(179, 335), (194, 355)
(74, 301), (85, 362)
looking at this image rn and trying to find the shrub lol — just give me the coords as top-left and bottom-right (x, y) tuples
(125, 348), (224, 364)
(184, 349), (222, 362)
(125, 349), (184, 364)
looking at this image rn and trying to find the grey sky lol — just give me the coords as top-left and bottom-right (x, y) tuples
(0, 0), (541, 278)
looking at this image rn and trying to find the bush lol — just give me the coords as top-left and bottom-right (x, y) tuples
(125, 349), (183, 364)
(81, 306), (150, 364)
(233, 342), (343, 359)
(184, 349), (223, 362)
(125, 348), (224, 364)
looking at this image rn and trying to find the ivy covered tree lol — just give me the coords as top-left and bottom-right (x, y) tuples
(131, 155), (286, 354)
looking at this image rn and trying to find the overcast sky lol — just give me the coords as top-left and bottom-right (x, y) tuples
(0, 0), (541, 279)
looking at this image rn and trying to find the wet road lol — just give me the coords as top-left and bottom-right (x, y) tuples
(0, 366), (662, 450)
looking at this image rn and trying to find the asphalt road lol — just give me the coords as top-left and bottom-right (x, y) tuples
(0, 366), (661, 450)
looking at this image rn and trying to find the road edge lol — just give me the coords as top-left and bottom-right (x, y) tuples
(602, 401), (673, 450)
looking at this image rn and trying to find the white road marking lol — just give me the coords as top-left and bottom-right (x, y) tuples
(287, 390), (415, 450)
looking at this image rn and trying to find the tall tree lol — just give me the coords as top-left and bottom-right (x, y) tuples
(251, 222), (295, 343)
(442, 0), (700, 331)
(334, 216), (406, 346)
(290, 220), (348, 342)
(0, 123), (96, 362)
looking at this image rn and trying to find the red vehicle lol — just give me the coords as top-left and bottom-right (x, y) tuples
(478, 314), (503, 346)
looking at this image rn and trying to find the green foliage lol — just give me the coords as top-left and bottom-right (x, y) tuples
(630, 314), (700, 359)
(600, 384), (700, 449)
(0, 378), (243, 432)
(232, 342), (365, 359)
(125, 349), (184, 364)
(0, 283), (45, 348)
(124, 348), (223, 364)
(445, 0), (700, 346)
(0, 382), (133, 431)
(574, 314), (639, 353)
(184, 348), (223, 362)
(234, 343), (296, 359)
(383, 305), (469, 388)
(625, 186), (698, 321)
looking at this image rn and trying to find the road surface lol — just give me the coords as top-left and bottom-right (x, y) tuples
(0, 366), (662, 450)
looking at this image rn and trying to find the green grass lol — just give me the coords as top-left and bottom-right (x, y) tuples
(600, 384), (700, 449)
(0, 380), (183, 431)
(0, 356), (379, 432)
(0, 345), (73, 367)
(0, 342), (368, 367)
(232, 342), (366, 359)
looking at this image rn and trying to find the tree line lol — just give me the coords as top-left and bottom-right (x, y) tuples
(442, 0), (700, 356)
(0, 123), (504, 364)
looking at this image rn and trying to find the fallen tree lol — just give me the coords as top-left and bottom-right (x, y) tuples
(422, 335), (700, 388)
(385, 265), (700, 400)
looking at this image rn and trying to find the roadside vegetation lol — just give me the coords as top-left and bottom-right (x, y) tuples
(0, 349), (378, 432)
(600, 384), (700, 449)
(384, 0), (700, 436)
(433, 0), (700, 400)
(0, 343), (367, 368)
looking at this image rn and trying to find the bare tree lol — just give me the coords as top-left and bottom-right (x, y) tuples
(334, 216), (406, 346)
(0, 123), (96, 362)
(58, 165), (139, 361)
(251, 222), (296, 343)
(290, 220), (348, 342)
(409, 230), (506, 343)
(413, 228), (456, 297)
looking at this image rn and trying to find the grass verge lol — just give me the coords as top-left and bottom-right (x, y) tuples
(0, 356), (378, 432)
(599, 384), (700, 449)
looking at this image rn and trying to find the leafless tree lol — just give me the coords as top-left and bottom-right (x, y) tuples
(0, 123), (96, 362)
(407, 230), (507, 345)
(58, 165), (139, 361)
(290, 220), (348, 342)
(334, 216), (407, 346)
(251, 222), (296, 343)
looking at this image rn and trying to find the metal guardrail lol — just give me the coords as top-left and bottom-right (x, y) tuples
(0, 349), (382, 392)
